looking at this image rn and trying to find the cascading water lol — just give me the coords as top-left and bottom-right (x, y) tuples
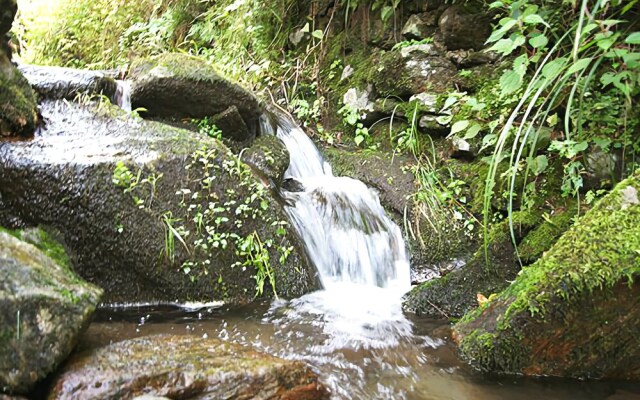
(114, 80), (132, 113)
(259, 111), (414, 359)
(263, 111), (411, 293)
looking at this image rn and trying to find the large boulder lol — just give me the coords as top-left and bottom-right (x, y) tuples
(453, 172), (640, 378)
(18, 64), (118, 102)
(129, 53), (262, 139)
(0, 100), (320, 305)
(49, 334), (329, 400)
(369, 44), (458, 98)
(0, 230), (102, 394)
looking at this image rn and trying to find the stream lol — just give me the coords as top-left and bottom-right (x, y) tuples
(82, 301), (640, 400)
(79, 93), (640, 399)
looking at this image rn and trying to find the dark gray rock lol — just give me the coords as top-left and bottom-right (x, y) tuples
(129, 53), (261, 135)
(438, 5), (491, 51)
(0, 230), (102, 394)
(18, 64), (118, 102)
(242, 135), (290, 188)
(401, 14), (437, 40)
(211, 105), (253, 143)
(0, 100), (320, 305)
(49, 334), (329, 400)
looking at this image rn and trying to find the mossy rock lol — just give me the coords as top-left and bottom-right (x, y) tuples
(49, 334), (329, 399)
(0, 231), (102, 394)
(453, 172), (640, 378)
(368, 45), (458, 99)
(0, 100), (320, 305)
(0, 62), (38, 137)
(129, 53), (261, 133)
(0, 0), (17, 36)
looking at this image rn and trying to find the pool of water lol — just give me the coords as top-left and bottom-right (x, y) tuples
(81, 292), (640, 400)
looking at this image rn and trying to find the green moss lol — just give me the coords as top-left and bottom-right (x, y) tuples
(455, 171), (640, 375)
(0, 64), (39, 137)
(518, 204), (578, 263)
(131, 53), (226, 83)
(0, 226), (72, 271)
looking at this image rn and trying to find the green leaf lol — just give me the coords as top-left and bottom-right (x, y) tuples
(567, 57), (592, 74)
(523, 14), (548, 27)
(312, 30), (324, 39)
(450, 120), (470, 136)
(464, 123), (482, 139)
(381, 6), (394, 22)
(488, 38), (518, 56)
(354, 135), (365, 146)
(625, 32), (640, 45)
(300, 22), (310, 33)
(532, 155), (548, 175)
(529, 34), (548, 49)
(541, 57), (567, 79)
(486, 18), (517, 43)
(499, 70), (523, 97)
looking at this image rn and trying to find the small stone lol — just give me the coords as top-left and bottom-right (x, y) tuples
(620, 186), (639, 209)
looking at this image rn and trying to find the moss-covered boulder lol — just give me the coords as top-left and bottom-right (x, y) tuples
(0, 230), (102, 394)
(0, 100), (319, 305)
(49, 334), (329, 399)
(0, 0), (38, 138)
(453, 172), (640, 378)
(129, 53), (261, 138)
(18, 64), (118, 102)
(369, 44), (458, 98)
(0, 62), (39, 138)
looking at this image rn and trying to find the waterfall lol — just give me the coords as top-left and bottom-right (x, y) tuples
(114, 80), (132, 113)
(264, 111), (411, 294)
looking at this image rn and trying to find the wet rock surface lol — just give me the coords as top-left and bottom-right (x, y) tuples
(0, 100), (319, 305)
(0, 231), (102, 394)
(18, 64), (118, 102)
(49, 334), (329, 400)
(242, 135), (290, 188)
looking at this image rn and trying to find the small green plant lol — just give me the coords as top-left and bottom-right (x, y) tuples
(195, 117), (223, 140)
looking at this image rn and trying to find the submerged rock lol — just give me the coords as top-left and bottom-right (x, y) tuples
(129, 53), (261, 138)
(453, 172), (640, 378)
(0, 230), (102, 394)
(49, 334), (329, 400)
(18, 64), (118, 102)
(0, 100), (319, 305)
